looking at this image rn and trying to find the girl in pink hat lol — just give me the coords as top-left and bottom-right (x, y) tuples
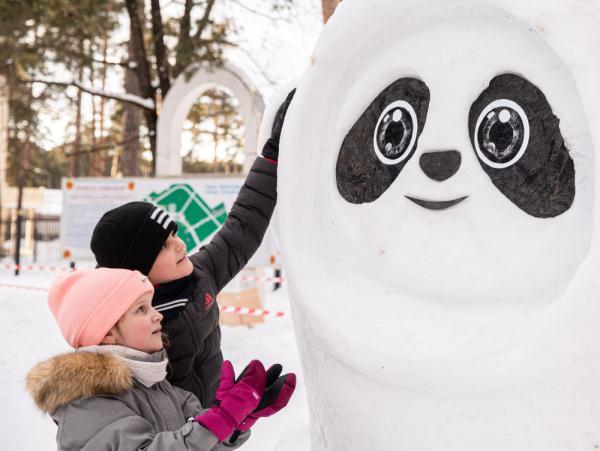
(25, 268), (295, 450)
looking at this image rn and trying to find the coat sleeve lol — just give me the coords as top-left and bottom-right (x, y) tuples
(172, 385), (204, 419)
(172, 386), (251, 450)
(56, 397), (231, 451)
(189, 157), (277, 293)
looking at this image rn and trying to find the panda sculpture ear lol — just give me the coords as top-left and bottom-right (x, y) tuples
(467, 0), (597, 218)
(481, 0), (600, 115)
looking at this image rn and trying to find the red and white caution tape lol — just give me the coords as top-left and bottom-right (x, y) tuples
(239, 276), (285, 284)
(0, 283), (288, 318)
(0, 266), (286, 284)
(0, 264), (74, 273)
(219, 305), (286, 318)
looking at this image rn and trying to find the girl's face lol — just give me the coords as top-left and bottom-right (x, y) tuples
(103, 292), (164, 353)
(148, 231), (193, 284)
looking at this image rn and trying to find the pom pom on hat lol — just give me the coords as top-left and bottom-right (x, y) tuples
(48, 268), (154, 348)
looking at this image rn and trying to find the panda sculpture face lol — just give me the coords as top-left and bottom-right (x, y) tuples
(338, 72), (575, 219)
(324, 13), (593, 305)
(278, 0), (594, 386)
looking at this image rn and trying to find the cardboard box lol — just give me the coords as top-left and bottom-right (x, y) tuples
(218, 287), (264, 327)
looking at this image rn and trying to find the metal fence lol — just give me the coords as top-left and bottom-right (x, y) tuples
(1, 210), (61, 271)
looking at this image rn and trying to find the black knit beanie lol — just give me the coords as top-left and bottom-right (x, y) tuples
(90, 201), (178, 275)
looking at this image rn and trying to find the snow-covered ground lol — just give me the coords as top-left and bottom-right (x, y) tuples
(0, 270), (309, 450)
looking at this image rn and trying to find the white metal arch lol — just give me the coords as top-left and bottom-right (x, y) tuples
(156, 63), (265, 175)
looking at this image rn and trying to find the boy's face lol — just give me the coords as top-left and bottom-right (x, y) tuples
(148, 231), (193, 284)
(104, 291), (164, 353)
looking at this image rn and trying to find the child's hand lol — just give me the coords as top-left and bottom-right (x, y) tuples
(216, 360), (297, 442)
(213, 360), (236, 405)
(236, 363), (296, 431)
(195, 360), (266, 441)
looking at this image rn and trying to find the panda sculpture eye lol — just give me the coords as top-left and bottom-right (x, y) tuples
(469, 74), (575, 218)
(374, 101), (418, 164)
(475, 99), (529, 169)
(337, 78), (430, 204)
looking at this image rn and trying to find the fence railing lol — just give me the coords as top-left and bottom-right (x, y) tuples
(1, 210), (61, 273)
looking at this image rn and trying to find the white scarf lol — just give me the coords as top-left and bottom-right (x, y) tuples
(78, 345), (168, 388)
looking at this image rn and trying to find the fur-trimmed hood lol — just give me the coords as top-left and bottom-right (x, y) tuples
(26, 351), (133, 414)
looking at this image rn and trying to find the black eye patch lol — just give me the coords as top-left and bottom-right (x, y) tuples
(469, 74), (575, 218)
(336, 78), (430, 204)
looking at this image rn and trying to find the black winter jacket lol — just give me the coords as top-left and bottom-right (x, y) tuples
(160, 157), (277, 406)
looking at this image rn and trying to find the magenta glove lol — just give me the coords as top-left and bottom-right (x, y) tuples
(236, 363), (296, 431)
(214, 360), (236, 405)
(195, 360), (266, 441)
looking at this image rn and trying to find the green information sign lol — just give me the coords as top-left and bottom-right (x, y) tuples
(145, 183), (228, 251)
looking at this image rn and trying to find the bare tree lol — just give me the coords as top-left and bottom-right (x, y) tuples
(0, 73), (8, 217)
(121, 0), (145, 176)
(7, 0), (294, 177)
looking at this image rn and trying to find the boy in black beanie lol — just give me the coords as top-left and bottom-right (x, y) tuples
(90, 90), (295, 406)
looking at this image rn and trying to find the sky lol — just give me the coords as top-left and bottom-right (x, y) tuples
(34, 0), (324, 162)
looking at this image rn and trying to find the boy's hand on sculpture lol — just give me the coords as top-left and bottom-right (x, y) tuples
(236, 363), (296, 431)
(195, 360), (266, 441)
(261, 88), (296, 161)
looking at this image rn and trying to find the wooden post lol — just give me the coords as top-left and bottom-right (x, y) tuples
(322, 0), (343, 23)
(14, 145), (26, 276)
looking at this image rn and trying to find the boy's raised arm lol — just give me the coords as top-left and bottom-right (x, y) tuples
(190, 157), (277, 293)
(190, 90), (295, 292)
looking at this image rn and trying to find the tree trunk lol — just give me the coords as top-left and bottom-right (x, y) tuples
(150, 0), (171, 98)
(71, 61), (84, 177)
(173, 0), (193, 79)
(0, 74), (8, 199)
(122, 38), (143, 176)
(0, 73), (7, 238)
(322, 0), (342, 23)
(124, 0), (158, 174)
(97, 32), (109, 176)
(13, 135), (29, 275)
(89, 61), (103, 176)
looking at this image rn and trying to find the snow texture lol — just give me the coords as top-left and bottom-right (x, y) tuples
(0, 272), (308, 450)
(274, 0), (600, 449)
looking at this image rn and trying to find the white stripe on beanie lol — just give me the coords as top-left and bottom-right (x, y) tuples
(150, 207), (161, 220)
(150, 206), (173, 230)
(156, 210), (168, 225)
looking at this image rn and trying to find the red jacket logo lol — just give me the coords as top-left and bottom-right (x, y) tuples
(204, 293), (214, 310)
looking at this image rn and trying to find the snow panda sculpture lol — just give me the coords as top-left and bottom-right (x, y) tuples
(274, 0), (600, 449)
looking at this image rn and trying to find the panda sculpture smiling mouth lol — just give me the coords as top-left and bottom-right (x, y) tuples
(405, 150), (468, 210)
(405, 195), (468, 210)
(335, 74), (575, 218)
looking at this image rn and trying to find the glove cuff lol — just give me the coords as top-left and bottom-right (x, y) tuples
(195, 407), (236, 441)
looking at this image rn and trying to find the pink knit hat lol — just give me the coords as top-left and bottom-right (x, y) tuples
(48, 268), (154, 348)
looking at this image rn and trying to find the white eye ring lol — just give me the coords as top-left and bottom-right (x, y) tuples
(474, 99), (530, 169)
(373, 100), (418, 165)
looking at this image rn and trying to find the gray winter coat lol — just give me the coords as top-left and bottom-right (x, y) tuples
(26, 350), (249, 451)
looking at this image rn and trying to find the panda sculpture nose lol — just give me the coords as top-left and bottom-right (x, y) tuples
(419, 150), (462, 181)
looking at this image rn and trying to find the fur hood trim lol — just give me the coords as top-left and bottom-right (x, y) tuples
(26, 351), (133, 414)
